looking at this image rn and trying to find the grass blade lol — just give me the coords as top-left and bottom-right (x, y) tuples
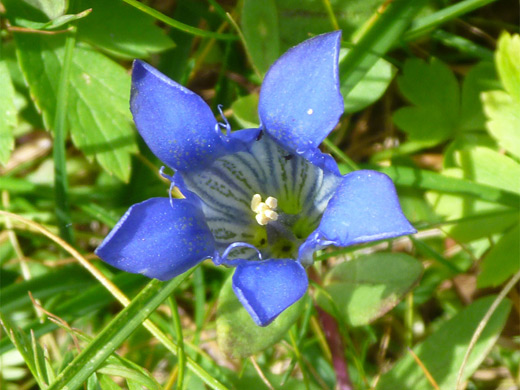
(121, 0), (236, 41)
(403, 0), (498, 42)
(47, 274), (191, 390)
(339, 0), (427, 95)
(376, 165), (520, 209)
(53, 26), (76, 243)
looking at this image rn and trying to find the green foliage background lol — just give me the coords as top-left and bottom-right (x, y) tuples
(0, 0), (518, 389)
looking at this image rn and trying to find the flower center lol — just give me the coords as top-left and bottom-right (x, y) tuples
(251, 194), (279, 225)
(181, 133), (342, 260)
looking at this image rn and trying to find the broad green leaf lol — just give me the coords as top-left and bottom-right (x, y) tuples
(482, 90), (520, 159)
(393, 58), (459, 145)
(459, 61), (497, 131)
(457, 147), (520, 195)
(231, 94), (260, 128)
(340, 48), (396, 114)
(216, 275), (305, 358)
(478, 224), (520, 288)
(496, 32), (520, 102)
(23, 0), (66, 19)
(73, 0), (175, 58)
(15, 33), (137, 181)
(0, 61), (17, 165)
(241, 0), (279, 75)
(377, 296), (511, 390)
(317, 253), (422, 326)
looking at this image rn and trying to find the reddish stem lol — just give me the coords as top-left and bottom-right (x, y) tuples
(310, 268), (354, 390)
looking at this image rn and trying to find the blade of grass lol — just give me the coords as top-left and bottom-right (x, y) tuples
(121, 0), (236, 41)
(410, 236), (463, 273)
(431, 29), (494, 60)
(375, 165), (520, 209)
(339, 0), (427, 95)
(192, 266), (205, 346)
(280, 296), (314, 386)
(53, 25), (76, 244)
(168, 296), (186, 390)
(47, 275), (191, 390)
(322, 138), (358, 171)
(403, 0), (498, 42)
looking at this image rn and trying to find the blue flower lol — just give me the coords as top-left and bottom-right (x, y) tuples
(96, 31), (416, 326)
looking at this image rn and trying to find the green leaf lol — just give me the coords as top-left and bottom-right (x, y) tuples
(317, 253), (422, 326)
(340, 48), (396, 114)
(478, 224), (520, 288)
(241, 0), (279, 75)
(459, 62), (496, 131)
(23, 0), (66, 19)
(496, 32), (520, 102)
(15, 33), (137, 181)
(73, 0), (175, 58)
(377, 296), (511, 390)
(0, 61), (17, 165)
(231, 94), (260, 128)
(482, 90), (520, 160)
(393, 58), (459, 145)
(216, 275), (305, 358)
(457, 147), (520, 195)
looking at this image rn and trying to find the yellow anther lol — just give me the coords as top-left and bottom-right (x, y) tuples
(251, 193), (278, 225)
(265, 196), (277, 209)
(264, 210), (278, 221)
(251, 194), (262, 212)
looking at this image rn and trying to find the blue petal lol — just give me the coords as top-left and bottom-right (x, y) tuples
(232, 259), (308, 326)
(258, 31), (343, 153)
(96, 197), (215, 281)
(317, 170), (416, 247)
(131, 60), (252, 172)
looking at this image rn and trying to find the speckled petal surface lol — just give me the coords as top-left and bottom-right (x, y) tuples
(258, 31), (344, 154)
(316, 170), (416, 247)
(232, 259), (308, 326)
(96, 197), (215, 280)
(131, 60), (242, 172)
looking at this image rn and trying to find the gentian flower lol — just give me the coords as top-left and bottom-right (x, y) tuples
(96, 31), (416, 326)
